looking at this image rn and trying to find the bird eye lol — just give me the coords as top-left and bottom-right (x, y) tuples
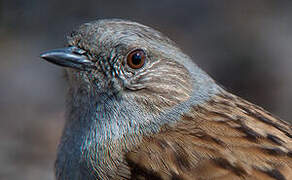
(127, 49), (146, 69)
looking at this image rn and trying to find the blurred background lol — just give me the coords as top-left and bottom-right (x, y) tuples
(1, 0), (292, 179)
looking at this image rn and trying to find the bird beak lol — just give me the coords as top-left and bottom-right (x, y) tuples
(40, 47), (95, 70)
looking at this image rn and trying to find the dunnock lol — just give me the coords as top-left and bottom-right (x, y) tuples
(41, 19), (292, 180)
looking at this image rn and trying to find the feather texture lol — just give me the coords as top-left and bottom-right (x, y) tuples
(126, 92), (292, 180)
(41, 19), (292, 180)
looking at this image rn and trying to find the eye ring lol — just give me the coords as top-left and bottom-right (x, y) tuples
(127, 49), (146, 69)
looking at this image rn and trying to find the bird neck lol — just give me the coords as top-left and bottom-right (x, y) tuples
(57, 89), (164, 178)
(56, 68), (223, 179)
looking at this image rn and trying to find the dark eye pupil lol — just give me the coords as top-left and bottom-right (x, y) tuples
(127, 49), (146, 69)
(132, 53), (142, 65)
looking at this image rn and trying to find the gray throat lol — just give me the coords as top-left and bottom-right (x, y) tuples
(55, 62), (223, 180)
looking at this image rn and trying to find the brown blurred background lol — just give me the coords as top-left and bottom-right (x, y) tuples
(0, 1), (292, 179)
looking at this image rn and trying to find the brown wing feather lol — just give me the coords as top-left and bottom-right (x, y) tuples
(126, 92), (292, 180)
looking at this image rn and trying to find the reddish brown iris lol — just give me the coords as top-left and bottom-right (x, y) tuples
(127, 49), (146, 69)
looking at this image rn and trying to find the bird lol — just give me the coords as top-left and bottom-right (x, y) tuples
(40, 19), (292, 180)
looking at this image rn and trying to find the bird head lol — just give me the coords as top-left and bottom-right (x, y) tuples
(41, 19), (218, 115)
